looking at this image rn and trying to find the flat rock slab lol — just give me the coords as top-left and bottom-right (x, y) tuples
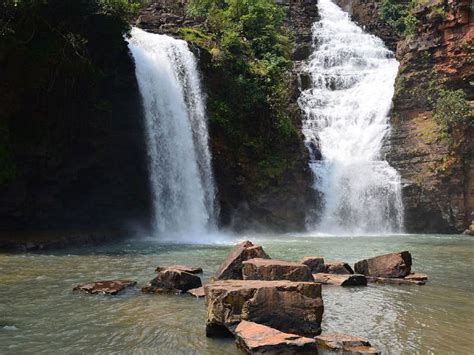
(354, 251), (412, 278)
(73, 280), (136, 295)
(215, 241), (270, 280)
(366, 276), (426, 285)
(315, 333), (379, 354)
(235, 321), (317, 354)
(242, 258), (314, 282)
(155, 265), (203, 274)
(301, 256), (325, 273)
(313, 273), (367, 286)
(205, 280), (323, 337)
(142, 269), (202, 294)
(187, 286), (205, 298)
(404, 272), (428, 281)
(324, 261), (354, 274)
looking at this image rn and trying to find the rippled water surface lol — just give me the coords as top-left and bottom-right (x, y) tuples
(1, 234), (473, 354)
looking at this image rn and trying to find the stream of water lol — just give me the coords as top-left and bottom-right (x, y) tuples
(299, 0), (404, 235)
(0, 234), (473, 354)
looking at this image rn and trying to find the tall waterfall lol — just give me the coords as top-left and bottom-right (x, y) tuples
(298, 0), (404, 234)
(128, 27), (217, 240)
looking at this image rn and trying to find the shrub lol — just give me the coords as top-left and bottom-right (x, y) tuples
(433, 89), (472, 135)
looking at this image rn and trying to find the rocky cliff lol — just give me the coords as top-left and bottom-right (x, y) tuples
(336, 0), (473, 232)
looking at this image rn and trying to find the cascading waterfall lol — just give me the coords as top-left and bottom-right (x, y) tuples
(128, 27), (217, 241)
(298, 0), (404, 234)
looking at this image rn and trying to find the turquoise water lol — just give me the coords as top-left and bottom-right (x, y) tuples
(0, 234), (473, 354)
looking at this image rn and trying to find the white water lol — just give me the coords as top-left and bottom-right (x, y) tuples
(298, 0), (404, 234)
(128, 27), (217, 241)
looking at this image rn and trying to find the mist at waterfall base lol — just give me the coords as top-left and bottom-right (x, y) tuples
(128, 28), (228, 244)
(299, 0), (404, 236)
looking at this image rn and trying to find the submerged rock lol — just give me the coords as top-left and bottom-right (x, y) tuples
(214, 241), (270, 280)
(187, 286), (205, 298)
(324, 261), (354, 274)
(155, 265), (203, 274)
(366, 276), (426, 285)
(142, 269), (202, 294)
(354, 251), (412, 278)
(313, 273), (367, 287)
(315, 333), (379, 354)
(404, 273), (428, 282)
(235, 321), (318, 354)
(301, 256), (325, 273)
(73, 280), (136, 295)
(205, 280), (323, 337)
(242, 258), (314, 282)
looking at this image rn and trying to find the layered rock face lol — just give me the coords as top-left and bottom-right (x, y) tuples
(242, 258), (314, 282)
(335, 0), (473, 233)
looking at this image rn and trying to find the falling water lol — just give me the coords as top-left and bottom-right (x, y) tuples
(128, 27), (217, 240)
(298, 0), (404, 234)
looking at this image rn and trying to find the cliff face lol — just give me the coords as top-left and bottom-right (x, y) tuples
(135, 0), (318, 232)
(335, 0), (473, 232)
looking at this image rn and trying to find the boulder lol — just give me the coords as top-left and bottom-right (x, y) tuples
(354, 251), (412, 278)
(312, 273), (367, 287)
(205, 280), (323, 337)
(215, 241), (270, 280)
(235, 321), (318, 354)
(366, 276), (425, 285)
(142, 269), (202, 294)
(315, 333), (379, 354)
(73, 280), (136, 295)
(242, 258), (314, 282)
(324, 261), (354, 274)
(301, 256), (325, 273)
(187, 286), (205, 298)
(155, 265), (203, 274)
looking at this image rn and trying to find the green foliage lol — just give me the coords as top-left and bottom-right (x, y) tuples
(380, 0), (408, 34)
(403, 13), (419, 36)
(433, 89), (472, 136)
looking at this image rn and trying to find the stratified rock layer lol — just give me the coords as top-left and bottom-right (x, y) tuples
(354, 251), (412, 278)
(204, 280), (323, 337)
(242, 258), (314, 282)
(235, 321), (318, 354)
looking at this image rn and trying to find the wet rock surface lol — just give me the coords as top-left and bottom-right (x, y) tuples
(204, 280), (323, 337)
(313, 273), (367, 287)
(235, 320), (318, 354)
(315, 333), (379, 354)
(324, 261), (354, 275)
(301, 256), (326, 273)
(366, 276), (426, 286)
(187, 286), (205, 298)
(242, 258), (314, 282)
(354, 251), (412, 278)
(214, 241), (270, 280)
(155, 265), (203, 274)
(73, 280), (136, 295)
(142, 269), (202, 293)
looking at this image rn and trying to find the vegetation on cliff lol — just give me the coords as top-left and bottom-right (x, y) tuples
(181, 0), (301, 190)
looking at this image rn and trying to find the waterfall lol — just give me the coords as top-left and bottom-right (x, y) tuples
(128, 27), (217, 241)
(298, 0), (404, 234)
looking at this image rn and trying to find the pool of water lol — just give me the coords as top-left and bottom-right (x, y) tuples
(1, 234), (473, 354)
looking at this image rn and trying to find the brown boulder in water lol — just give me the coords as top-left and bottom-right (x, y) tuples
(313, 273), (367, 286)
(155, 265), (203, 274)
(324, 261), (354, 274)
(142, 269), (202, 294)
(315, 333), (380, 354)
(242, 258), (314, 282)
(73, 280), (136, 295)
(204, 280), (323, 337)
(235, 321), (318, 354)
(301, 256), (325, 273)
(214, 241), (270, 280)
(354, 251), (412, 278)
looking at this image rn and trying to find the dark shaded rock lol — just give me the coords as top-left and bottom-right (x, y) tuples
(142, 269), (202, 294)
(324, 261), (354, 274)
(155, 265), (203, 274)
(215, 241), (270, 280)
(235, 320), (318, 354)
(301, 256), (325, 273)
(242, 258), (314, 282)
(354, 251), (412, 278)
(187, 286), (205, 298)
(73, 280), (136, 295)
(205, 280), (323, 337)
(313, 273), (367, 287)
(315, 333), (379, 354)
